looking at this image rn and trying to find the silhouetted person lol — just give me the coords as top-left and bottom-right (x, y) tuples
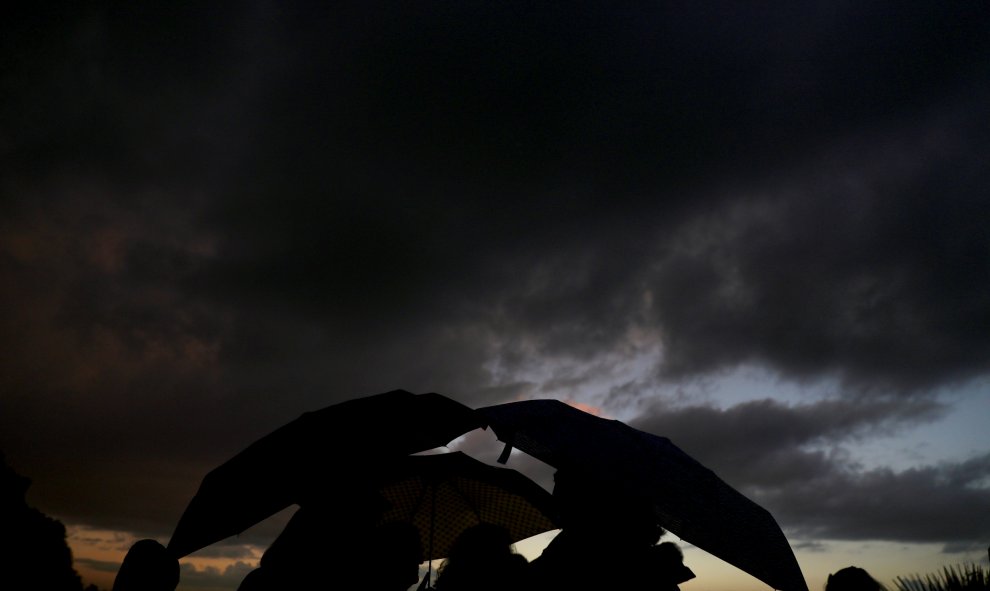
(435, 523), (532, 591)
(112, 539), (180, 591)
(238, 490), (391, 590)
(258, 505), (371, 589)
(826, 566), (886, 591)
(530, 470), (672, 591)
(361, 521), (425, 591)
(1, 452), (90, 591)
(649, 541), (696, 591)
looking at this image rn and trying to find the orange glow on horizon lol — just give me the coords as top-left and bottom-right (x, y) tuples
(562, 399), (606, 417)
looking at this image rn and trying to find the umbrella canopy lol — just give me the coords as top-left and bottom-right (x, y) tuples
(376, 451), (560, 562)
(478, 399), (808, 591)
(168, 390), (486, 558)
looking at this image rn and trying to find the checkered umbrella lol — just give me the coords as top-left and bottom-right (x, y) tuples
(375, 451), (559, 562)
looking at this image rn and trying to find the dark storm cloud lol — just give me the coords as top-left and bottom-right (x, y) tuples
(631, 397), (945, 488)
(767, 453), (990, 548)
(631, 399), (990, 548)
(1, 0), (989, 552)
(645, 113), (990, 392)
(7, 2), (989, 394)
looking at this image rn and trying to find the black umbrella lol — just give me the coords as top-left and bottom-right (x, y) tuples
(376, 451), (560, 562)
(478, 399), (808, 591)
(168, 390), (486, 558)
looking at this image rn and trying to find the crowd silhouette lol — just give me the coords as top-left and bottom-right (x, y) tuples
(232, 466), (697, 591)
(234, 488), (425, 591)
(8, 377), (946, 591)
(6, 445), (961, 591)
(0, 449), (712, 591)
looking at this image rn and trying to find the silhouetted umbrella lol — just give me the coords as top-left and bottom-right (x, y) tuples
(478, 399), (808, 591)
(376, 451), (559, 563)
(168, 390), (486, 558)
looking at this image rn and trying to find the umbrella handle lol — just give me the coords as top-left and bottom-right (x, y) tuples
(428, 483), (437, 584)
(418, 569), (432, 591)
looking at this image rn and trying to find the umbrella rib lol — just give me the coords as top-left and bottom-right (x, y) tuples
(445, 476), (482, 521)
(427, 481), (436, 585)
(408, 478), (430, 519)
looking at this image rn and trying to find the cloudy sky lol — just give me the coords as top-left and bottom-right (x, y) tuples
(2, 2), (989, 590)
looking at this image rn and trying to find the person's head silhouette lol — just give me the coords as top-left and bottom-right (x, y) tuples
(436, 523), (529, 591)
(112, 539), (179, 591)
(652, 541), (696, 589)
(826, 566), (885, 591)
(552, 469), (662, 546)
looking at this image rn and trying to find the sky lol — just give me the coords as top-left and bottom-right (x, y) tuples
(2, 2), (989, 590)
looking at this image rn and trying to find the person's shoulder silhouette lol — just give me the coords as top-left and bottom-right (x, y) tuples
(361, 521), (424, 591)
(236, 567), (270, 591)
(255, 491), (389, 589)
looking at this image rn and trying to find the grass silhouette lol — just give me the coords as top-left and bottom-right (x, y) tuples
(894, 562), (990, 591)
